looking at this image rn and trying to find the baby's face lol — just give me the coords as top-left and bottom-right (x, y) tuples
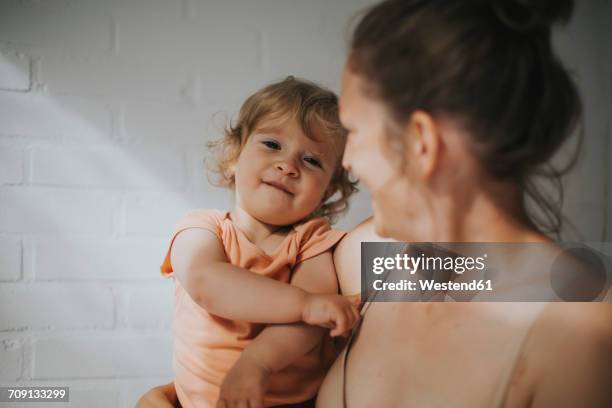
(232, 115), (339, 226)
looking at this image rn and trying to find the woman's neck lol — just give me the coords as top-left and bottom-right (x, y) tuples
(429, 180), (548, 243)
(229, 206), (286, 245)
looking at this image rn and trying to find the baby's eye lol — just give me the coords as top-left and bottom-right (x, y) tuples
(262, 140), (280, 150)
(304, 156), (322, 168)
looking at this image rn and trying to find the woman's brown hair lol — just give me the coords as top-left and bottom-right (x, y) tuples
(207, 76), (358, 224)
(349, 0), (582, 236)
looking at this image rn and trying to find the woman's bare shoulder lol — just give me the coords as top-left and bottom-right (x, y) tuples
(336, 217), (396, 251)
(333, 217), (397, 295)
(532, 303), (612, 349)
(522, 303), (612, 406)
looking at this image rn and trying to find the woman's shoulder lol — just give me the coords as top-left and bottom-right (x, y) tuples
(530, 303), (612, 351)
(332, 217), (398, 295)
(519, 303), (612, 404)
(334, 217), (397, 265)
(533, 303), (612, 341)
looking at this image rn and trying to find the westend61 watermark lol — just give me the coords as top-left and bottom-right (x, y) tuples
(360, 242), (612, 302)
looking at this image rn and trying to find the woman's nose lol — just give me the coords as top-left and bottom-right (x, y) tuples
(275, 160), (299, 177)
(342, 144), (352, 172)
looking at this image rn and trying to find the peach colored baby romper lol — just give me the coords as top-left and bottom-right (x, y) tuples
(161, 209), (346, 408)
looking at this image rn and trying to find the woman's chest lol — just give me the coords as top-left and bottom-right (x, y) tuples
(320, 303), (536, 408)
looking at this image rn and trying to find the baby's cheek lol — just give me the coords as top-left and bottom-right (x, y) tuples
(302, 183), (327, 206)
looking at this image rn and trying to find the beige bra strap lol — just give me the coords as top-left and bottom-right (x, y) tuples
(490, 303), (547, 408)
(339, 337), (350, 408)
(340, 272), (385, 408)
(340, 299), (373, 408)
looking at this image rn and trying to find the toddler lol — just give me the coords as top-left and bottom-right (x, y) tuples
(161, 76), (359, 408)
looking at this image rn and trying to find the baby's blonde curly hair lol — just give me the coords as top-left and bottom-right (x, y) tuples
(207, 76), (358, 225)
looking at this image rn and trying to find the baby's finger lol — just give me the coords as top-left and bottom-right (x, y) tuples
(331, 314), (347, 337)
(338, 313), (349, 334)
(247, 387), (264, 408)
(345, 293), (362, 308)
(248, 396), (264, 408)
(346, 308), (358, 330)
(227, 400), (242, 408)
(317, 320), (335, 329)
(216, 399), (228, 408)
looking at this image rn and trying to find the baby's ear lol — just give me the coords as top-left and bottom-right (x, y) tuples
(225, 161), (236, 179)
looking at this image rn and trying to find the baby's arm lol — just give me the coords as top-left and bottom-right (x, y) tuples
(237, 250), (344, 370)
(171, 228), (358, 331)
(217, 250), (353, 408)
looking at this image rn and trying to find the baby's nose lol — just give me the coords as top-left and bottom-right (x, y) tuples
(276, 160), (298, 177)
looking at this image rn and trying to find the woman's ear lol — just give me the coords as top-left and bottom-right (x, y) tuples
(405, 110), (442, 179)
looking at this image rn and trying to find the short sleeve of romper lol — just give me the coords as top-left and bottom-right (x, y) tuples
(292, 216), (346, 265)
(160, 209), (225, 277)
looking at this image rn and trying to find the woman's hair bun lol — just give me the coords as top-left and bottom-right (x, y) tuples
(491, 0), (574, 33)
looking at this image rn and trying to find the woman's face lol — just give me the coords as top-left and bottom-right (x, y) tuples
(339, 66), (421, 239)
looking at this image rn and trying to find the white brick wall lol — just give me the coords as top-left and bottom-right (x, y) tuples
(0, 237), (21, 281)
(33, 335), (172, 379)
(0, 143), (24, 184)
(0, 188), (115, 234)
(0, 49), (30, 92)
(0, 340), (22, 381)
(0, 1), (376, 406)
(30, 145), (187, 190)
(0, 1), (609, 407)
(33, 237), (167, 281)
(0, 92), (112, 141)
(0, 286), (114, 331)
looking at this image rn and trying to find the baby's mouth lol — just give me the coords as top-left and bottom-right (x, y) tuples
(263, 181), (294, 196)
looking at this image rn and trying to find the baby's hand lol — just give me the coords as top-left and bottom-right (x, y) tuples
(216, 353), (270, 408)
(301, 293), (361, 337)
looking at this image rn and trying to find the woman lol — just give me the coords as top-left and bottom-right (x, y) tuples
(139, 0), (612, 406)
(316, 0), (611, 406)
